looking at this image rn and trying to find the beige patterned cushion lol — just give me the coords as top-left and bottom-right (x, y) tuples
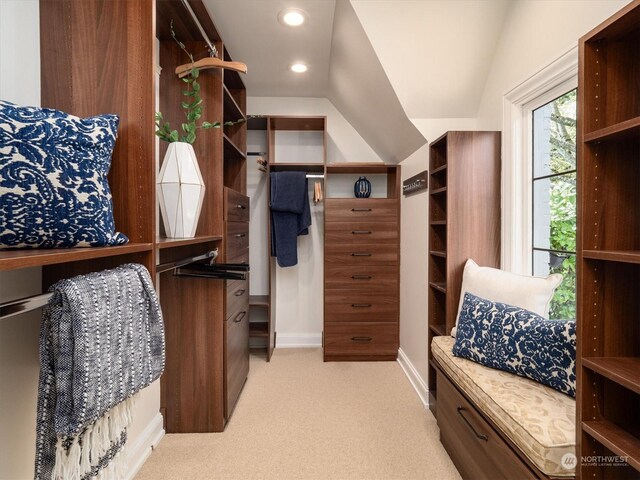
(432, 335), (575, 477)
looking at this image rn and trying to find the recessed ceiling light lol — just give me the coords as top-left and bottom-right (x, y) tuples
(278, 8), (307, 27)
(290, 63), (308, 73)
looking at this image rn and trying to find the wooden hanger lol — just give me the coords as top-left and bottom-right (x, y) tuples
(175, 57), (247, 78)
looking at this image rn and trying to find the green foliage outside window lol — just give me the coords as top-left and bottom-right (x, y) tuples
(547, 89), (577, 319)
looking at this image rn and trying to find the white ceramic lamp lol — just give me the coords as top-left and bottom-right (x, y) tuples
(157, 142), (205, 238)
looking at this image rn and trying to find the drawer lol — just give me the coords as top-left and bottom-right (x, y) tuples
(324, 322), (398, 356)
(225, 304), (249, 418)
(436, 371), (536, 480)
(225, 221), (249, 261)
(325, 290), (398, 322)
(226, 279), (248, 319)
(325, 199), (398, 223)
(324, 243), (398, 266)
(325, 221), (398, 245)
(224, 188), (250, 223)
(325, 265), (398, 290)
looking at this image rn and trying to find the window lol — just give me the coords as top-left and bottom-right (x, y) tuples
(531, 89), (577, 319)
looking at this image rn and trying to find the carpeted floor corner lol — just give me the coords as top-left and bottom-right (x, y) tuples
(135, 348), (461, 480)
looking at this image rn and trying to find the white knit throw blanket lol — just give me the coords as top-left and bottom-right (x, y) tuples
(34, 263), (165, 480)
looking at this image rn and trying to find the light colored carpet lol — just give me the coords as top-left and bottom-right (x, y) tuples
(135, 348), (461, 480)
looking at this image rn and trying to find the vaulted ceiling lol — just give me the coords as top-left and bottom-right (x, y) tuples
(203, 0), (511, 162)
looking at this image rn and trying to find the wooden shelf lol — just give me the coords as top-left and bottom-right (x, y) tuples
(430, 220), (447, 226)
(249, 295), (269, 307)
(430, 250), (447, 258)
(222, 84), (245, 123)
(156, 235), (222, 249)
(582, 357), (640, 394)
(223, 133), (246, 160)
(583, 250), (640, 264)
(430, 187), (447, 195)
(429, 282), (447, 294)
(270, 162), (324, 173)
(430, 164), (447, 175)
(0, 243), (153, 271)
(269, 116), (325, 131)
(249, 321), (269, 338)
(584, 116), (640, 143)
(429, 324), (447, 336)
(583, 421), (640, 471)
(325, 163), (397, 175)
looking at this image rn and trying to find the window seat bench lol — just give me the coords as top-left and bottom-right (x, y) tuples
(431, 335), (575, 479)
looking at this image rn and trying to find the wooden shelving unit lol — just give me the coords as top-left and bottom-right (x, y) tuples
(156, 235), (223, 249)
(426, 131), (501, 415)
(576, 3), (640, 478)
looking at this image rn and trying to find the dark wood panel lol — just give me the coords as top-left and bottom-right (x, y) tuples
(225, 304), (249, 418)
(324, 243), (398, 266)
(159, 271), (225, 433)
(325, 199), (398, 222)
(224, 188), (250, 222)
(225, 221), (249, 261)
(324, 265), (398, 291)
(325, 290), (398, 322)
(436, 371), (537, 480)
(325, 221), (398, 245)
(269, 116), (325, 131)
(323, 322), (398, 357)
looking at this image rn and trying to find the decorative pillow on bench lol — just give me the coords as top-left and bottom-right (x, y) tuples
(452, 292), (576, 397)
(0, 100), (128, 249)
(451, 259), (562, 337)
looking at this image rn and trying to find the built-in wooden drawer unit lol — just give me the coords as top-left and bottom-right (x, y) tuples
(324, 243), (398, 266)
(325, 221), (398, 245)
(224, 187), (250, 223)
(225, 304), (249, 418)
(324, 265), (398, 290)
(325, 290), (398, 322)
(324, 322), (398, 358)
(325, 199), (398, 222)
(226, 279), (248, 320)
(225, 221), (249, 262)
(436, 370), (536, 480)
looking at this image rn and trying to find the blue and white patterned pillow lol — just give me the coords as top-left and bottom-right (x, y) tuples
(0, 100), (128, 249)
(452, 293), (576, 397)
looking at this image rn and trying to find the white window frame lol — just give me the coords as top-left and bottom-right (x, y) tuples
(501, 47), (577, 274)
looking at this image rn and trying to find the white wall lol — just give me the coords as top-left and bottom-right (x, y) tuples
(0, 1), (161, 477)
(247, 97), (383, 346)
(0, 2), (43, 478)
(476, 0), (630, 129)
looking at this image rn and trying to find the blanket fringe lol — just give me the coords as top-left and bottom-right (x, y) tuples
(52, 395), (136, 480)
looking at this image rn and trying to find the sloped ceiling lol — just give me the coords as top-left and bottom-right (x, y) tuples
(203, 0), (511, 162)
(351, 0), (510, 119)
(327, 0), (425, 163)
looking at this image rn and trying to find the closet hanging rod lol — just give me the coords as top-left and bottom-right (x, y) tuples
(156, 249), (218, 275)
(180, 0), (217, 58)
(248, 152), (268, 156)
(0, 293), (53, 320)
(307, 174), (324, 179)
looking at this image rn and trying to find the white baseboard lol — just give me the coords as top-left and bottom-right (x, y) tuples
(276, 333), (322, 348)
(397, 348), (429, 408)
(126, 412), (165, 480)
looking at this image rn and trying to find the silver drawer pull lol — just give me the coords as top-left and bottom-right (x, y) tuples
(351, 303), (372, 308)
(351, 208), (372, 212)
(234, 289), (246, 297)
(457, 407), (488, 441)
(350, 253), (371, 257)
(234, 233), (246, 238)
(351, 336), (372, 342)
(351, 230), (372, 235)
(236, 204), (246, 209)
(233, 311), (247, 323)
(352, 275), (372, 280)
